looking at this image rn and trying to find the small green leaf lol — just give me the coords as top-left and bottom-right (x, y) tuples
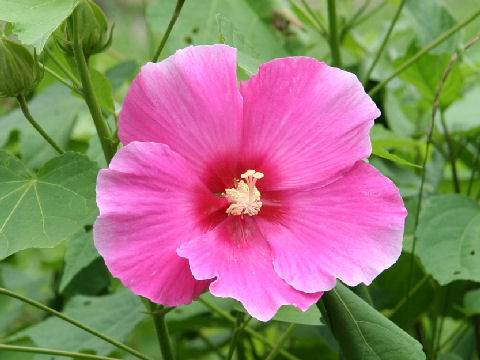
(0, 151), (99, 259)
(59, 220), (100, 292)
(11, 289), (145, 356)
(417, 194), (480, 285)
(371, 143), (421, 168)
(90, 68), (115, 113)
(463, 289), (480, 314)
(322, 283), (426, 360)
(272, 305), (324, 326)
(395, 48), (464, 109)
(0, 0), (78, 51)
(444, 85), (480, 134)
(216, 13), (261, 76)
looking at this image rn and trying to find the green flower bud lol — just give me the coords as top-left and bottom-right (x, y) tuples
(0, 38), (42, 98)
(57, 0), (113, 58)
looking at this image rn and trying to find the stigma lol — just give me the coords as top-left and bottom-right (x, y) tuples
(225, 170), (264, 217)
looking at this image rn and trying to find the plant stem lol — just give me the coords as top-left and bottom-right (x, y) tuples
(369, 7), (480, 96)
(147, 300), (175, 360)
(0, 287), (153, 360)
(16, 94), (65, 154)
(362, 0), (406, 85)
(45, 47), (82, 88)
(152, 0), (186, 62)
(440, 112), (461, 193)
(264, 324), (297, 360)
(43, 65), (82, 95)
(327, 0), (342, 67)
(71, 13), (116, 164)
(0, 344), (120, 360)
(226, 312), (245, 360)
(198, 298), (301, 360)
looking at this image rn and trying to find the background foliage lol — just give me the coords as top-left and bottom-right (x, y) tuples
(0, 0), (480, 359)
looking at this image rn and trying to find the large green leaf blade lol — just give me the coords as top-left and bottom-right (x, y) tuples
(0, 0), (78, 50)
(0, 151), (99, 259)
(417, 194), (480, 285)
(322, 283), (426, 360)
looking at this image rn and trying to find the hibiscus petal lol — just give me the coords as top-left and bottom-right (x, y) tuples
(260, 161), (407, 293)
(240, 57), (380, 190)
(94, 142), (222, 305)
(118, 44), (243, 177)
(177, 217), (322, 321)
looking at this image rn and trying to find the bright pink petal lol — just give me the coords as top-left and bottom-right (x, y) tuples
(94, 142), (225, 305)
(259, 161), (406, 293)
(240, 57), (380, 190)
(177, 217), (322, 321)
(118, 45), (243, 179)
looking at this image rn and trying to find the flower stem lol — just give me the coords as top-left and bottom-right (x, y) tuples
(43, 64), (83, 95)
(147, 300), (175, 360)
(0, 287), (153, 360)
(71, 12), (116, 164)
(369, 7), (480, 96)
(440, 112), (460, 193)
(264, 324), (297, 360)
(362, 0), (406, 85)
(0, 344), (120, 360)
(151, 0), (186, 62)
(327, 0), (342, 67)
(198, 297), (301, 360)
(16, 94), (65, 154)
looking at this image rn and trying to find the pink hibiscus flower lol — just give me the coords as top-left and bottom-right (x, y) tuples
(94, 45), (407, 321)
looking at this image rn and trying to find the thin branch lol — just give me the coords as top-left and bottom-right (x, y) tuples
(369, 8), (480, 96)
(362, 0), (406, 84)
(43, 65), (82, 95)
(287, 0), (327, 37)
(0, 288), (153, 360)
(0, 344), (120, 360)
(16, 94), (65, 154)
(152, 0), (186, 62)
(440, 111), (461, 193)
(264, 324), (297, 360)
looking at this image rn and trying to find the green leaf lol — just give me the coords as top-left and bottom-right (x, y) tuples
(417, 194), (480, 285)
(321, 283), (426, 360)
(0, 84), (84, 168)
(395, 49), (464, 109)
(272, 305), (324, 326)
(404, 0), (458, 54)
(0, 0), (78, 51)
(90, 68), (115, 114)
(371, 143), (421, 168)
(11, 289), (146, 357)
(216, 14), (261, 77)
(463, 289), (480, 314)
(59, 221), (100, 292)
(444, 85), (480, 134)
(105, 60), (139, 93)
(0, 151), (99, 259)
(146, 0), (287, 62)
